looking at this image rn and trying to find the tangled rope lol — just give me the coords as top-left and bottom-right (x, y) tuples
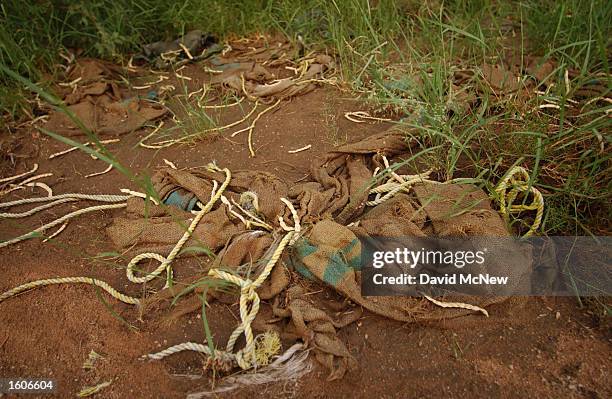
(220, 192), (274, 231)
(126, 163), (231, 288)
(0, 164), (231, 311)
(368, 157), (544, 237)
(147, 198), (301, 370)
(208, 230), (296, 369)
(366, 155), (433, 206)
(0, 188), (136, 304)
(494, 166), (544, 237)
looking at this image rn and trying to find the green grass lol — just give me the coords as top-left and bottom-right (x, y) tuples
(0, 0), (610, 238)
(161, 80), (219, 142)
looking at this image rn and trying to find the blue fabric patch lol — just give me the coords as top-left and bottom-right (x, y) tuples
(164, 190), (198, 211)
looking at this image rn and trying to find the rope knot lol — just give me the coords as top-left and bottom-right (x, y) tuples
(205, 198), (301, 370)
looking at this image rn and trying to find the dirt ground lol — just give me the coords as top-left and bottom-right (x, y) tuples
(0, 60), (610, 398)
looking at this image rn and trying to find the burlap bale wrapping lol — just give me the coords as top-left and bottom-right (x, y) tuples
(107, 126), (533, 379)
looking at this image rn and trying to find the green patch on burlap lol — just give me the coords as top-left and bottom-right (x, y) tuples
(289, 220), (362, 287)
(289, 239), (317, 280)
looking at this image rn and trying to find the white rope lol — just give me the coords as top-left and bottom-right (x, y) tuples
(126, 164), (231, 288)
(0, 193), (130, 208)
(0, 163), (38, 183)
(0, 198), (77, 218)
(143, 342), (234, 363)
(149, 199), (302, 370)
(0, 203), (127, 249)
(0, 276), (140, 305)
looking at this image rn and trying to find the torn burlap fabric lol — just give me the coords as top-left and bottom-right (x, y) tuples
(45, 59), (167, 136)
(107, 125), (532, 379)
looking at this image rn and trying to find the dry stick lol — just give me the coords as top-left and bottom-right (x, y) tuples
(230, 99), (281, 157)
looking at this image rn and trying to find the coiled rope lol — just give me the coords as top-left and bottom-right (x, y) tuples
(126, 164), (231, 288)
(0, 164), (231, 308)
(368, 157), (543, 237)
(494, 165), (544, 238)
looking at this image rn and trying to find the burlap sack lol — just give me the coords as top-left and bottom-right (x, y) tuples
(289, 183), (532, 322)
(46, 59), (166, 136)
(272, 286), (362, 380)
(106, 126), (534, 379)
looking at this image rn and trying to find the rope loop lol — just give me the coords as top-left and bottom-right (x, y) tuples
(1, 165), (304, 372)
(126, 164), (231, 288)
(206, 199), (299, 369)
(495, 166), (544, 237)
